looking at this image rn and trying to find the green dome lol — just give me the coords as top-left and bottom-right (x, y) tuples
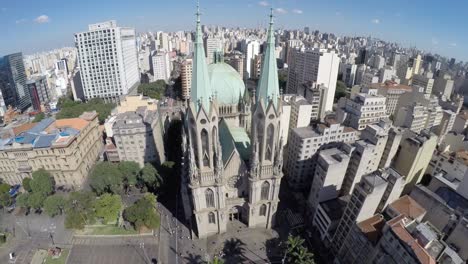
(208, 62), (245, 105)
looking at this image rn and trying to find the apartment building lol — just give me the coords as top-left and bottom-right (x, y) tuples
(286, 118), (358, 189)
(180, 58), (193, 100)
(0, 112), (102, 187)
(368, 81), (412, 116)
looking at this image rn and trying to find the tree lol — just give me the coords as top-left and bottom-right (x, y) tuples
(119, 161), (140, 186)
(0, 193), (12, 209)
(94, 193), (122, 224)
(210, 257), (225, 264)
(28, 192), (46, 209)
(56, 98), (115, 124)
(89, 162), (124, 195)
(123, 193), (160, 231)
(334, 80), (347, 102)
(0, 183), (10, 194)
(284, 235), (315, 264)
(33, 112), (45, 123)
(65, 191), (96, 229)
(43, 195), (66, 217)
(137, 80), (166, 100)
(30, 169), (55, 196)
(139, 163), (163, 191)
(16, 193), (30, 208)
(22, 178), (32, 192)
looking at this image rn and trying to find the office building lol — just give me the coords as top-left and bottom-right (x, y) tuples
(368, 81), (412, 116)
(112, 107), (165, 167)
(336, 88), (388, 130)
(180, 58), (193, 100)
(0, 112), (102, 187)
(26, 76), (51, 111)
(0, 53), (30, 112)
(392, 130), (438, 194)
(227, 54), (244, 80)
(287, 48), (339, 114)
(432, 109), (456, 141)
(412, 73), (434, 95)
(286, 118), (358, 189)
(75, 20), (140, 102)
(151, 51), (171, 82)
(340, 63), (357, 87)
(205, 36), (223, 64)
(433, 75), (454, 99)
(242, 39), (260, 79)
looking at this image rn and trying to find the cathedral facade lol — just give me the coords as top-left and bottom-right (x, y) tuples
(181, 7), (284, 238)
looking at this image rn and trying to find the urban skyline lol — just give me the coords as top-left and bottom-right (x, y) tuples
(1, 0), (467, 61)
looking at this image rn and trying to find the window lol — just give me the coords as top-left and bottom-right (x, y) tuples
(266, 124), (274, 161)
(201, 129), (210, 167)
(208, 212), (216, 224)
(261, 181), (270, 200)
(205, 188), (215, 207)
(260, 204), (267, 216)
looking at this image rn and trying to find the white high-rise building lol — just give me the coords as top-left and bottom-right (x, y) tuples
(412, 73), (434, 95)
(287, 48), (340, 114)
(242, 39), (260, 79)
(75, 21), (140, 102)
(205, 36), (223, 64)
(151, 51), (171, 82)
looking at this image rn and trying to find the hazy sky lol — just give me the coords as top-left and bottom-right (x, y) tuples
(0, 0), (467, 61)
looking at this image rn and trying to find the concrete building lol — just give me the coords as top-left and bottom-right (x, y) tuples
(340, 63), (357, 87)
(151, 51), (171, 82)
(452, 110), (468, 134)
(368, 81), (412, 116)
(75, 21), (140, 102)
(332, 168), (405, 253)
(307, 143), (353, 216)
(112, 107), (165, 167)
(361, 72), (379, 87)
(26, 76), (51, 112)
(378, 127), (404, 169)
(286, 119), (358, 189)
(284, 95), (313, 130)
(227, 54), (244, 80)
(392, 130), (438, 194)
(181, 58), (193, 100)
(0, 53), (30, 112)
(0, 112), (102, 187)
(287, 48), (339, 113)
(341, 122), (391, 195)
(297, 82), (326, 121)
(378, 66), (396, 83)
(412, 73), (434, 95)
(205, 36), (223, 64)
(432, 109), (456, 141)
(433, 75), (454, 99)
(427, 150), (468, 200)
(336, 88), (388, 130)
(242, 39), (260, 79)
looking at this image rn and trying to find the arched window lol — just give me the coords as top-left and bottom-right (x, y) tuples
(205, 188), (215, 207)
(257, 122), (264, 160)
(208, 212), (216, 224)
(266, 124), (274, 161)
(212, 126), (217, 152)
(259, 204), (267, 216)
(261, 181), (270, 200)
(201, 129), (210, 167)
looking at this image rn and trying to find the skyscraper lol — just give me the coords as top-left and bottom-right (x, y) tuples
(180, 59), (193, 100)
(151, 51), (171, 82)
(287, 48), (340, 114)
(74, 21), (140, 102)
(242, 39), (260, 79)
(0, 53), (30, 112)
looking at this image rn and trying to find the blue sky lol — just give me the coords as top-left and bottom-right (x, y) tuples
(0, 0), (467, 61)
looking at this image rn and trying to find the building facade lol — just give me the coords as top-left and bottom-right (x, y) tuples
(0, 112), (102, 187)
(75, 20), (140, 102)
(181, 58), (193, 100)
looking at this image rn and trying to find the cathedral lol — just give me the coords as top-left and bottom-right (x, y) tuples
(181, 6), (284, 238)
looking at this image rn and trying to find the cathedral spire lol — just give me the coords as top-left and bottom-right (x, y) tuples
(190, 0), (212, 111)
(256, 8), (280, 108)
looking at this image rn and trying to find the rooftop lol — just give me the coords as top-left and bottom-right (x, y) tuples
(357, 214), (385, 243)
(319, 195), (350, 221)
(388, 195), (426, 220)
(370, 81), (412, 91)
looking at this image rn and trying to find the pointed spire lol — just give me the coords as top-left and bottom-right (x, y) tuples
(256, 8), (280, 109)
(190, 0), (212, 111)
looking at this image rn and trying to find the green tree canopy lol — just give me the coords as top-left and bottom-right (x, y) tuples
(16, 193), (30, 208)
(137, 80), (166, 100)
(0, 193), (12, 209)
(56, 98), (115, 124)
(30, 169), (55, 196)
(43, 195), (66, 217)
(123, 193), (160, 231)
(65, 191), (96, 229)
(284, 235), (315, 264)
(0, 183), (10, 194)
(89, 162), (124, 195)
(139, 163), (163, 191)
(28, 192), (46, 209)
(334, 80), (347, 102)
(22, 178), (32, 192)
(94, 193), (122, 224)
(119, 161), (141, 186)
(33, 112), (45, 123)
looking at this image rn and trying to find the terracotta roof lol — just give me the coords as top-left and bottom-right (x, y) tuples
(370, 82), (412, 91)
(455, 150), (468, 166)
(357, 214), (385, 243)
(12, 123), (37, 135)
(343, 127), (356, 133)
(390, 219), (436, 264)
(388, 195), (426, 220)
(48, 118), (89, 132)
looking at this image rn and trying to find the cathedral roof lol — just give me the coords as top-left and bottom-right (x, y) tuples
(219, 119), (251, 163)
(256, 8), (280, 108)
(208, 62), (245, 105)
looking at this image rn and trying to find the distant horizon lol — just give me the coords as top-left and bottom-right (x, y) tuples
(1, 0), (467, 62)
